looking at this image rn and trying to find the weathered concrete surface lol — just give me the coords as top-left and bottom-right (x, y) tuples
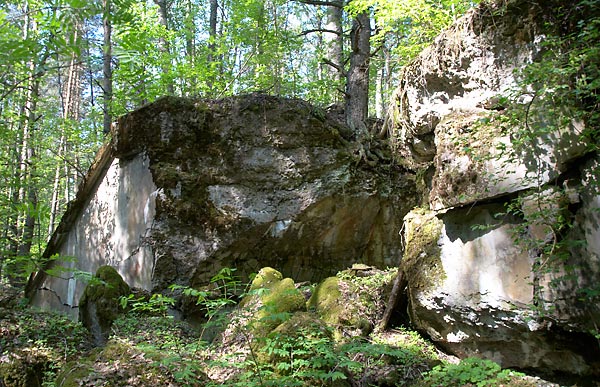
(27, 94), (416, 318)
(429, 110), (586, 210)
(29, 151), (156, 319)
(389, 0), (600, 377)
(403, 207), (598, 375)
(386, 0), (588, 210)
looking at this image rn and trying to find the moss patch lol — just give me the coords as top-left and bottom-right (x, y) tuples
(79, 266), (131, 344)
(402, 209), (445, 293)
(0, 348), (51, 387)
(242, 267), (306, 336)
(56, 338), (209, 387)
(307, 276), (343, 326)
(307, 268), (396, 341)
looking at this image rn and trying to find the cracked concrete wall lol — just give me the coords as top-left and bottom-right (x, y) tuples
(30, 155), (157, 319)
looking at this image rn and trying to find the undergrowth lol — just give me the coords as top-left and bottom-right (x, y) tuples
(1, 266), (548, 387)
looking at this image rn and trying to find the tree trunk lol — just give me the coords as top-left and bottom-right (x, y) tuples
(208, 0), (218, 60)
(324, 4), (344, 101)
(154, 0), (174, 95)
(375, 63), (383, 119)
(345, 11), (371, 138)
(49, 29), (82, 237)
(7, 0), (41, 286)
(102, 0), (113, 135)
(184, 0), (196, 95)
(379, 269), (407, 331)
(207, 0), (218, 93)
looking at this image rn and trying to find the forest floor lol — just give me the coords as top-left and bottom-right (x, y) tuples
(0, 277), (579, 387)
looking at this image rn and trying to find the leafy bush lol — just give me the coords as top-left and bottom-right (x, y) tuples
(420, 357), (529, 387)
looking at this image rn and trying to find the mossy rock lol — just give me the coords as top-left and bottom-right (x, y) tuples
(250, 267), (283, 290)
(307, 276), (342, 325)
(54, 359), (95, 387)
(0, 349), (51, 387)
(307, 274), (378, 340)
(402, 209), (445, 292)
(242, 267), (306, 336)
(79, 266), (131, 345)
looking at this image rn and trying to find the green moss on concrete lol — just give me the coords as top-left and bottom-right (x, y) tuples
(307, 276), (342, 326)
(78, 266), (131, 344)
(80, 266), (130, 304)
(250, 267), (284, 291)
(308, 269), (396, 341)
(243, 267), (305, 336)
(402, 209), (445, 292)
(261, 278), (306, 313)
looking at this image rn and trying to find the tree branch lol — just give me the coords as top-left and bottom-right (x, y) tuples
(294, 0), (343, 8)
(299, 28), (342, 36)
(322, 58), (346, 76)
(370, 44), (383, 57)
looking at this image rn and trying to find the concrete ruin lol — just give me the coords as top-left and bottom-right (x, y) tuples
(26, 95), (416, 320)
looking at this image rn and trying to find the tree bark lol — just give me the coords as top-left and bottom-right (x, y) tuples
(207, 0), (218, 93)
(102, 0), (113, 135)
(208, 0), (218, 59)
(7, 0), (42, 286)
(183, 0), (196, 95)
(324, 3), (344, 102)
(345, 11), (371, 138)
(154, 0), (174, 95)
(379, 269), (407, 331)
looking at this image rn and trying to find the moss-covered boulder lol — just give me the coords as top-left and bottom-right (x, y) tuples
(242, 267), (306, 335)
(308, 267), (396, 341)
(249, 267), (283, 290)
(307, 276), (343, 324)
(79, 266), (130, 346)
(0, 348), (51, 387)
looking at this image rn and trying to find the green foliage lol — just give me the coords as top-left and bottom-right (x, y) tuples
(252, 321), (349, 386)
(119, 293), (176, 317)
(107, 310), (207, 386)
(0, 306), (92, 387)
(218, 320), (434, 387)
(420, 357), (528, 387)
(3, 267), (551, 386)
(0, 308), (91, 359)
